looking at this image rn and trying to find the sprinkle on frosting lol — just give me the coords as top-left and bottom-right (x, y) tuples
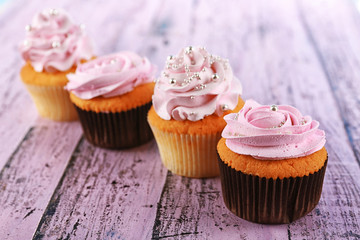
(152, 46), (242, 121)
(65, 52), (156, 99)
(222, 99), (326, 160)
(20, 8), (93, 73)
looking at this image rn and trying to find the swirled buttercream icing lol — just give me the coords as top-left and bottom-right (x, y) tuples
(65, 52), (156, 99)
(153, 46), (242, 121)
(222, 99), (326, 160)
(20, 8), (93, 73)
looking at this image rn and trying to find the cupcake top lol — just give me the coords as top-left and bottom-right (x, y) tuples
(153, 46), (242, 121)
(222, 99), (326, 160)
(66, 51), (155, 99)
(20, 8), (93, 73)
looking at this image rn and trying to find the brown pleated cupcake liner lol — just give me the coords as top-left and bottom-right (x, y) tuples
(24, 84), (78, 121)
(218, 155), (328, 224)
(74, 102), (153, 149)
(148, 124), (221, 178)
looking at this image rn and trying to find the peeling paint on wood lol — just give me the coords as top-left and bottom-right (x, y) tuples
(33, 140), (166, 240)
(0, 0), (360, 239)
(0, 122), (82, 239)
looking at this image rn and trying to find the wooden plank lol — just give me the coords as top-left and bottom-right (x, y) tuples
(297, 0), (360, 166)
(152, 173), (288, 239)
(33, 140), (166, 240)
(0, 0), (359, 239)
(151, 0), (360, 238)
(0, 0), (136, 170)
(292, 0), (360, 238)
(135, 0), (196, 66)
(0, 120), (83, 240)
(0, 0), (101, 170)
(0, 0), (40, 170)
(31, 1), (198, 239)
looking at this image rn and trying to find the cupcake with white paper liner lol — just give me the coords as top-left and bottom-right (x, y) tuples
(66, 51), (156, 149)
(217, 99), (328, 223)
(148, 46), (244, 178)
(19, 8), (93, 121)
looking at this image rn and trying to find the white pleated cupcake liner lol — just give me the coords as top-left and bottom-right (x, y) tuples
(25, 84), (77, 121)
(150, 124), (221, 178)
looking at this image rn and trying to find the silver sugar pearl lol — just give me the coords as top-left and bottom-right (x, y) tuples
(222, 104), (229, 111)
(270, 104), (278, 111)
(167, 55), (174, 61)
(169, 78), (176, 84)
(23, 40), (30, 47)
(234, 113), (239, 120)
(24, 40), (32, 48)
(110, 59), (117, 64)
(52, 41), (60, 48)
(212, 73), (219, 80)
(190, 95), (195, 99)
(189, 112), (195, 115)
(49, 8), (59, 16)
(79, 24), (85, 30)
(185, 46), (193, 54)
(25, 24), (32, 32)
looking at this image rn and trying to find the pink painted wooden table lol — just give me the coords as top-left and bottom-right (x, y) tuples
(1, 0), (360, 239)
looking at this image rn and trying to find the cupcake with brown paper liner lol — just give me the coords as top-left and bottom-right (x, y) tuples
(66, 51), (156, 149)
(19, 8), (93, 121)
(148, 46), (244, 178)
(217, 99), (327, 223)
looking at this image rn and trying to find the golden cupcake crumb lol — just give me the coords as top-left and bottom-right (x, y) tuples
(70, 82), (155, 113)
(20, 62), (76, 86)
(217, 137), (327, 179)
(147, 97), (245, 135)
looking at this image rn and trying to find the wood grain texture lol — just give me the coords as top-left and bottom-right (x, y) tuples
(152, 173), (288, 239)
(0, 0), (360, 239)
(151, 0), (360, 239)
(0, 1), (39, 170)
(33, 140), (167, 240)
(0, 121), (82, 240)
(297, 0), (360, 166)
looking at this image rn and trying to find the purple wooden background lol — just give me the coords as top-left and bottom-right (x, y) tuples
(0, 0), (359, 239)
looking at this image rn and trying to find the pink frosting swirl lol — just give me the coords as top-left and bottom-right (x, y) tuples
(222, 99), (326, 160)
(20, 8), (93, 73)
(65, 52), (156, 99)
(153, 46), (242, 121)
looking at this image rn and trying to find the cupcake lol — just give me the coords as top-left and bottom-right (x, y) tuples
(19, 8), (93, 121)
(148, 46), (244, 178)
(217, 99), (327, 224)
(66, 51), (156, 149)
